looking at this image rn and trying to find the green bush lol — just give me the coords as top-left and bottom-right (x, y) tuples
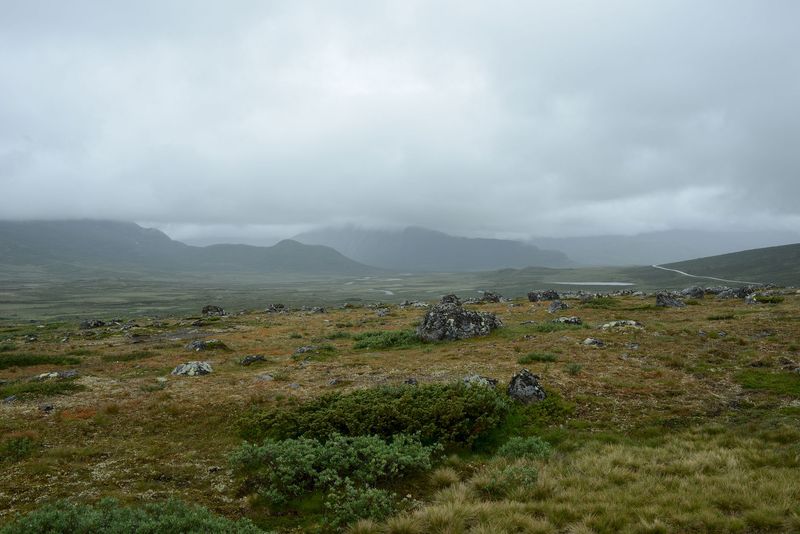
(580, 296), (618, 309)
(496, 436), (552, 459)
(352, 330), (420, 350)
(324, 481), (396, 529)
(0, 343), (17, 353)
(566, 363), (583, 375)
(230, 433), (438, 507)
(0, 354), (80, 370)
(517, 352), (557, 364)
(239, 383), (509, 447)
(0, 498), (262, 534)
(0, 435), (38, 462)
(472, 463), (539, 500)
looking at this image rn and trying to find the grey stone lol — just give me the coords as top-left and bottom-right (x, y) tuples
(171, 361), (213, 376)
(547, 300), (569, 314)
(201, 305), (225, 316)
(440, 294), (462, 306)
(680, 286), (705, 298)
(240, 355), (267, 366)
(553, 316), (582, 325)
(185, 339), (228, 352)
(462, 374), (498, 388)
(416, 302), (502, 342)
(79, 319), (105, 329)
(602, 320), (644, 329)
(583, 337), (605, 347)
(656, 293), (686, 308)
(507, 369), (547, 403)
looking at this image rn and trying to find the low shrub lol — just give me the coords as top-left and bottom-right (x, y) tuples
(324, 480), (397, 530)
(471, 463), (539, 500)
(101, 350), (155, 363)
(0, 343), (17, 353)
(528, 323), (587, 333)
(239, 383), (509, 447)
(496, 436), (552, 459)
(517, 352), (557, 364)
(230, 433), (438, 507)
(0, 498), (262, 534)
(0, 354), (80, 370)
(0, 434), (38, 462)
(566, 363), (583, 375)
(580, 297), (618, 309)
(0, 380), (85, 399)
(352, 330), (420, 350)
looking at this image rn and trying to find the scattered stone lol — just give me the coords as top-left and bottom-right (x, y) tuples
(416, 301), (502, 342)
(39, 403), (54, 414)
(309, 307), (326, 314)
(156, 377), (168, 383)
(37, 370), (79, 380)
(24, 334), (38, 343)
(240, 355), (267, 366)
(527, 290), (560, 302)
(202, 305), (226, 316)
(376, 308), (390, 317)
(265, 303), (286, 313)
(602, 320), (644, 330)
(79, 319), (105, 329)
(294, 345), (317, 355)
(462, 374), (498, 388)
(327, 378), (339, 386)
(547, 300), (569, 314)
(185, 339), (228, 352)
(520, 320), (537, 325)
(507, 369), (547, 403)
(255, 373), (274, 381)
(2, 395), (17, 404)
(404, 377), (418, 386)
(481, 292), (503, 303)
(440, 294), (462, 306)
(583, 337), (605, 347)
(171, 361), (213, 376)
(289, 383), (300, 389)
(681, 286), (706, 299)
(553, 316), (582, 325)
(625, 342), (640, 350)
(399, 300), (429, 308)
(656, 293), (686, 308)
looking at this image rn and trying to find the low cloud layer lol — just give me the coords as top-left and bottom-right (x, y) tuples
(1, 1), (799, 239)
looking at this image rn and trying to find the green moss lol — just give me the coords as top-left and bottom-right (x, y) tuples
(737, 370), (800, 396)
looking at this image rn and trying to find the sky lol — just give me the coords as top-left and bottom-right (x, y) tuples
(1, 0), (799, 243)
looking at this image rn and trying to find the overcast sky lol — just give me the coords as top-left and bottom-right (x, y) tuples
(1, 0), (799, 242)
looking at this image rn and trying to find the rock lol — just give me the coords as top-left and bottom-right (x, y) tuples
(680, 286), (705, 298)
(376, 308), (390, 317)
(265, 303), (286, 313)
(416, 302), (502, 342)
(289, 383), (300, 389)
(309, 307), (326, 314)
(328, 378), (339, 386)
(404, 377), (418, 385)
(2, 395), (17, 404)
(37, 370), (79, 380)
(255, 373), (274, 381)
(655, 293), (685, 308)
(185, 339), (228, 352)
(240, 355), (267, 366)
(602, 320), (644, 329)
(625, 342), (640, 350)
(547, 300), (569, 314)
(583, 337), (605, 347)
(171, 361), (213, 376)
(399, 300), (429, 308)
(440, 294), (462, 306)
(527, 290), (560, 302)
(507, 369), (547, 403)
(39, 403), (54, 414)
(24, 334), (38, 343)
(294, 345), (317, 354)
(553, 316), (582, 325)
(481, 292), (503, 303)
(202, 305), (225, 316)
(79, 319), (105, 329)
(462, 374), (498, 388)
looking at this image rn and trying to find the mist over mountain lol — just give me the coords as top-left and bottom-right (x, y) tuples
(530, 230), (800, 266)
(294, 226), (572, 272)
(0, 220), (376, 276)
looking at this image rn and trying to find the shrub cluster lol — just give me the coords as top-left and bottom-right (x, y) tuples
(352, 330), (420, 350)
(496, 436), (552, 459)
(239, 383), (510, 447)
(0, 499), (262, 534)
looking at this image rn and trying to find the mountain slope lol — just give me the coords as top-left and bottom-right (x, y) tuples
(530, 229), (800, 266)
(0, 220), (376, 275)
(661, 243), (800, 285)
(294, 226), (572, 271)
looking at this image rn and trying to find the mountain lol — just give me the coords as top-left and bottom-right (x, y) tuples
(294, 226), (572, 272)
(0, 220), (376, 275)
(529, 229), (800, 266)
(661, 243), (800, 286)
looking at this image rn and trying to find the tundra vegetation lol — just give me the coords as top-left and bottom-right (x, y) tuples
(0, 291), (798, 532)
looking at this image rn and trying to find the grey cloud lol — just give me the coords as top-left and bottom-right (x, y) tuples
(1, 0), (798, 238)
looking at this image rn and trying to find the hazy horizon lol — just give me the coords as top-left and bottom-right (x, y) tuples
(2, 1), (799, 243)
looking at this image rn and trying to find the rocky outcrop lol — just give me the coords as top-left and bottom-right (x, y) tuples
(416, 300), (502, 342)
(507, 369), (546, 403)
(171, 361), (213, 376)
(680, 286), (705, 299)
(655, 293), (686, 308)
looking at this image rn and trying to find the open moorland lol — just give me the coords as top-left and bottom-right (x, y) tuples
(1, 290), (799, 532)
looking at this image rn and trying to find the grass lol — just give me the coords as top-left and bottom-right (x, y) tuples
(736, 369), (800, 396)
(0, 353), (80, 370)
(708, 314), (735, 321)
(0, 380), (85, 399)
(101, 350), (156, 363)
(526, 322), (587, 333)
(580, 296), (618, 309)
(352, 330), (421, 350)
(517, 352), (558, 364)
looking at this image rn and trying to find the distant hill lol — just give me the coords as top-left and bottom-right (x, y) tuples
(0, 220), (376, 276)
(294, 226), (572, 272)
(662, 243), (800, 286)
(530, 229), (800, 266)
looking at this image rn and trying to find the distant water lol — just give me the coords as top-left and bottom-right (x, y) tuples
(551, 281), (634, 286)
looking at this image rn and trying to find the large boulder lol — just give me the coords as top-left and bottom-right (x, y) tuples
(680, 286), (705, 299)
(655, 292), (685, 308)
(416, 302), (502, 342)
(172, 361), (213, 376)
(507, 369), (547, 403)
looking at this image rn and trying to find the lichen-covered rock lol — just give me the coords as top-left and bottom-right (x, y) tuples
(201, 305), (225, 316)
(583, 337), (605, 347)
(680, 286), (705, 299)
(527, 290), (560, 302)
(171, 361), (213, 376)
(553, 316), (582, 325)
(547, 300), (569, 313)
(265, 303), (286, 313)
(79, 319), (105, 329)
(655, 293), (686, 308)
(601, 320), (643, 329)
(507, 369), (546, 403)
(185, 339), (228, 352)
(240, 355), (267, 366)
(481, 292), (504, 303)
(440, 294), (462, 306)
(416, 302), (502, 342)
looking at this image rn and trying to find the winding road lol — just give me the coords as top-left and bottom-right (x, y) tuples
(650, 264), (762, 285)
